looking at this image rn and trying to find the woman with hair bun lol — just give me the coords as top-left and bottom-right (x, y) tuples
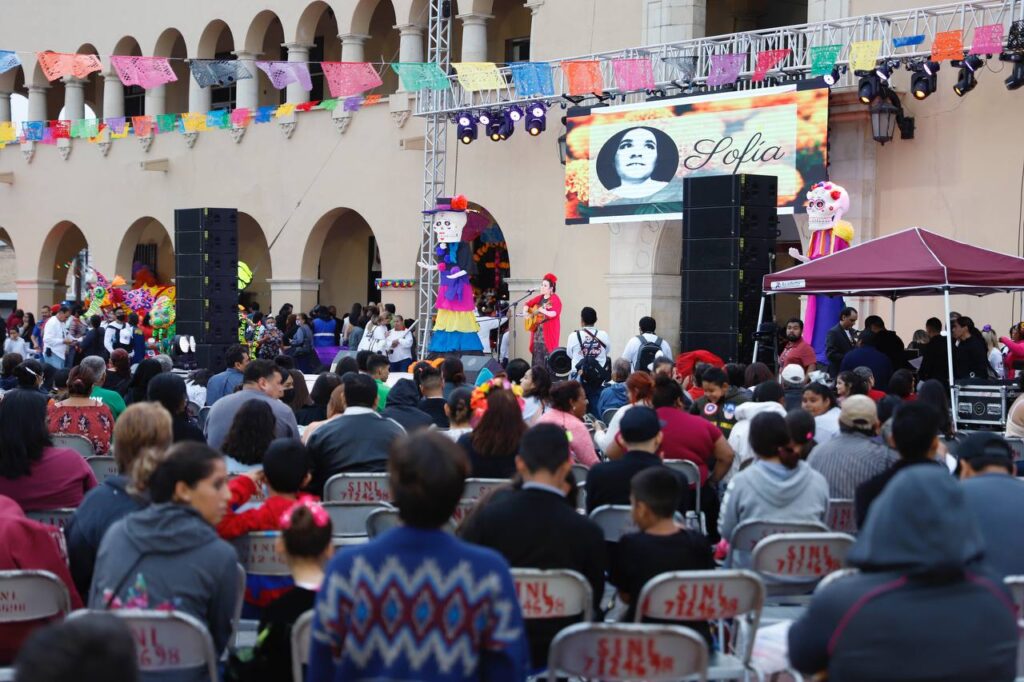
(46, 366), (114, 455)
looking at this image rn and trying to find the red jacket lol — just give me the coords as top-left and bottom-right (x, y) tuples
(0, 495), (83, 664)
(216, 476), (318, 540)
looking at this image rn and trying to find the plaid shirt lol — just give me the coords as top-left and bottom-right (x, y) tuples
(807, 431), (899, 500)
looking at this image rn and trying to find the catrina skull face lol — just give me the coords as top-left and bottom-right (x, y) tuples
(805, 181), (850, 232)
(433, 210), (468, 243)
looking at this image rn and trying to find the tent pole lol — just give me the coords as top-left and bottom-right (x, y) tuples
(944, 288), (957, 432)
(891, 297), (896, 328)
(752, 294), (767, 363)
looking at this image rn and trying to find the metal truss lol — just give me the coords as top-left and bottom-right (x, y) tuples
(415, 0), (1024, 117)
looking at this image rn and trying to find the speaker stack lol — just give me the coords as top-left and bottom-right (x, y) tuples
(680, 175), (778, 362)
(174, 208), (240, 372)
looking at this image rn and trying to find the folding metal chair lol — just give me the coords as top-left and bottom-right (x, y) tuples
(462, 477), (507, 501)
(322, 472), (390, 503)
(51, 433), (95, 458)
(815, 568), (860, 594)
(25, 508), (76, 531)
(751, 532), (855, 603)
(547, 622), (708, 681)
(601, 408), (619, 425)
(511, 568), (594, 622)
(826, 499), (857, 534)
(85, 456), (119, 485)
(635, 569), (765, 680)
(588, 505), (638, 543)
(291, 609), (314, 682)
(726, 519), (830, 568)
(449, 498), (477, 527)
(69, 608), (219, 680)
(0, 570), (72, 682)
(322, 501), (391, 538)
(232, 531), (290, 577)
(570, 463), (590, 485)
(663, 459), (704, 532)
(366, 507), (402, 538)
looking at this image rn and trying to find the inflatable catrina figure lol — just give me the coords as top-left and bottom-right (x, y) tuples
(418, 195), (485, 353)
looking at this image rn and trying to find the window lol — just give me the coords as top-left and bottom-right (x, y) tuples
(505, 37), (530, 63)
(309, 36), (326, 103)
(124, 85), (145, 118)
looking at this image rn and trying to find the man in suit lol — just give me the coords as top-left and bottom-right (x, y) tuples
(459, 424), (606, 669)
(918, 317), (949, 384)
(825, 306), (858, 378)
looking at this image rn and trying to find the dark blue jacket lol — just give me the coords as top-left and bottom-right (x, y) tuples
(596, 382), (628, 417)
(789, 466), (1018, 681)
(839, 346), (893, 391)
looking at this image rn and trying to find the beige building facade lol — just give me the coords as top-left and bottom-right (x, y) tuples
(0, 0), (1019, 360)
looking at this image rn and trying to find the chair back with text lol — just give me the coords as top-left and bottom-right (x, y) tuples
(25, 508), (76, 532)
(51, 433), (95, 458)
(1005, 576), (1024, 677)
(462, 477), (507, 501)
(511, 569), (594, 622)
(0, 570), (71, 623)
(727, 519), (830, 567)
(663, 459), (702, 510)
(751, 532), (855, 599)
(570, 463), (590, 485)
(323, 472), (390, 503)
(547, 623), (708, 682)
(322, 502), (391, 537)
(448, 499), (477, 527)
(232, 531), (290, 576)
(826, 499), (857, 534)
(291, 610), (314, 682)
(86, 456), (120, 485)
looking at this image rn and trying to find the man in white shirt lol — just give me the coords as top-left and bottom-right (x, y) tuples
(565, 307), (611, 374)
(386, 315), (415, 372)
(42, 305), (70, 369)
(103, 308), (127, 356)
(621, 316), (673, 370)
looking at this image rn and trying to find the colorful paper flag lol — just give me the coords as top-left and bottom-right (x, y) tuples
(70, 119), (99, 139)
(453, 62), (505, 91)
(254, 106), (276, 123)
(49, 120), (71, 139)
(206, 110), (230, 129)
(156, 114), (177, 133)
(809, 44), (843, 76)
(0, 121), (15, 144)
(40, 127), (55, 145)
(0, 51), (20, 75)
(110, 56), (178, 89)
(106, 117), (128, 134)
(230, 108), (252, 127)
(274, 103), (296, 118)
(363, 94), (383, 106)
(132, 116), (154, 137)
(971, 23), (1005, 55)
(343, 96), (364, 112)
(508, 62), (554, 96)
(316, 99), (340, 111)
(110, 123), (131, 139)
(562, 60), (603, 95)
(36, 51), (103, 81)
(893, 35), (926, 48)
(255, 61), (312, 91)
(319, 62), (382, 98)
(391, 63), (450, 91)
(662, 55), (697, 81)
(180, 113), (207, 133)
(612, 57), (654, 90)
(849, 40), (882, 72)
(707, 53), (744, 86)
(189, 59), (252, 88)
(931, 30), (965, 61)
(753, 48), (790, 82)
(22, 121), (44, 142)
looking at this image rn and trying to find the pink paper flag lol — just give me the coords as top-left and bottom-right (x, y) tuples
(971, 23), (1005, 55)
(562, 60), (604, 95)
(36, 52), (103, 81)
(230, 108), (252, 127)
(255, 61), (313, 91)
(707, 53), (745, 86)
(611, 57), (654, 90)
(753, 48), (790, 82)
(321, 62), (383, 98)
(110, 56), (178, 89)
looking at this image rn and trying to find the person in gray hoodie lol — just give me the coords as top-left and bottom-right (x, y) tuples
(789, 465), (1018, 681)
(88, 442), (239, 657)
(718, 411), (829, 565)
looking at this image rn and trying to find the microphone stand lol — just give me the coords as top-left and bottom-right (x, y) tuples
(506, 288), (536, 362)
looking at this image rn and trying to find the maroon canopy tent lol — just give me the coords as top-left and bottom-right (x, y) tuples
(759, 227), (1024, 428)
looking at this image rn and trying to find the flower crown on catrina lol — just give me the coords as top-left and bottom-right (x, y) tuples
(470, 377), (525, 423)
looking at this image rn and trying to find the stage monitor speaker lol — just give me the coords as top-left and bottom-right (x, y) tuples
(683, 237), (773, 272)
(682, 269), (767, 303)
(685, 174), (778, 208)
(458, 355), (494, 382)
(329, 350), (360, 373)
(684, 205), (779, 240)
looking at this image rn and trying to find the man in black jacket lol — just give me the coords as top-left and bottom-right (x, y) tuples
(951, 316), (990, 381)
(917, 317), (949, 384)
(825, 306), (857, 378)
(459, 424), (606, 669)
(863, 315), (907, 371)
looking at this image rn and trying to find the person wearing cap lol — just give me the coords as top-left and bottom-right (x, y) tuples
(839, 331), (893, 391)
(522, 274), (562, 369)
(959, 432), (1024, 577)
(778, 317), (818, 372)
(854, 402), (945, 528)
(584, 406), (690, 515)
(789, 465), (1018, 681)
(807, 395), (898, 500)
(779, 363), (806, 411)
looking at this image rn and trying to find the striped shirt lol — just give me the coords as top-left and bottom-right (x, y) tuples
(807, 431), (899, 500)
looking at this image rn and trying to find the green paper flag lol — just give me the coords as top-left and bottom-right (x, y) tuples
(810, 44), (843, 76)
(156, 114), (177, 133)
(391, 63), (451, 91)
(317, 98), (340, 111)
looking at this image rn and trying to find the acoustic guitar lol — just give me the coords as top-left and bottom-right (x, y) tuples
(524, 303), (547, 333)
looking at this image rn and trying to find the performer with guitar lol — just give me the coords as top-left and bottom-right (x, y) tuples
(522, 274), (562, 368)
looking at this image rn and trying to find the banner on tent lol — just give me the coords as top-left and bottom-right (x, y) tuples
(564, 83), (829, 225)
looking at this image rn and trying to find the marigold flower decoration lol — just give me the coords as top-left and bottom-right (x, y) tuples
(470, 377), (525, 424)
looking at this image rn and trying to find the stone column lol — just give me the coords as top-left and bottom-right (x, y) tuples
(188, 67), (212, 113)
(268, 278), (322, 316)
(103, 72), (125, 119)
(62, 77), (87, 120)
(808, 0), (850, 22)
(282, 43), (314, 105)
(642, 0), (706, 44)
(395, 24), (425, 64)
(26, 84), (49, 121)
(15, 279), (58, 318)
(233, 50), (260, 110)
(525, 1), (544, 51)
(457, 13), (492, 62)
(145, 85), (166, 116)
(0, 91), (11, 122)
(339, 34), (370, 63)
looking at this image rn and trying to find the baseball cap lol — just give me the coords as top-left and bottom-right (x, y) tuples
(780, 364), (805, 385)
(957, 432), (1014, 468)
(839, 394), (878, 428)
(619, 406), (663, 443)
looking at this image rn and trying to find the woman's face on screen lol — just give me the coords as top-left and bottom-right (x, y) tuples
(614, 128), (658, 183)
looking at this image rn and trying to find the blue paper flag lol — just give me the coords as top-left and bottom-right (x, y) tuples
(893, 35), (926, 48)
(206, 109), (230, 129)
(254, 105), (276, 123)
(189, 59), (253, 88)
(509, 62), (554, 97)
(22, 120), (44, 141)
(0, 51), (20, 75)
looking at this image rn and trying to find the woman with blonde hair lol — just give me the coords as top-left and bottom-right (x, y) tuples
(65, 402), (173, 597)
(982, 326), (1005, 379)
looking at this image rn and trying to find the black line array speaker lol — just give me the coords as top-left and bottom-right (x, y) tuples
(175, 208), (239, 355)
(680, 175), (777, 362)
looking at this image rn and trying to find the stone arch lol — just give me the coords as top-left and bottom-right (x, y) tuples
(111, 35), (142, 57)
(396, 0), (429, 27)
(244, 10), (285, 54)
(196, 19), (235, 59)
(38, 221), (89, 302)
(296, 1), (336, 43)
(153, 28), (189, 113)
(116, 217), (175, 285)
(362, 1), (399, 93)
(303, 208), (382, 307)
(245, 10), (286, 106)
(239, 212), (273, 309)
(344, 0), (395, 36)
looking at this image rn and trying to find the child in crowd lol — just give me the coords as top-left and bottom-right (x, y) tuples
(367, 354), (391, 413)
(217, 438), (317, 614)
(609, 467), (714, 643)
(690, 366), (748, 438)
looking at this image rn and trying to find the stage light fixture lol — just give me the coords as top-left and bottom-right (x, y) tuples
(910, 61), (940, 100)
(525, 101), (547, 136)
(487, 117), (502, 141)
(823, 67), (841, 86)
(478, 110), (496, 126)
(499, 111), (516, 140)
(857, 71), (881, 104)
(506, 105), (524, 122)
(874, 62), (895, 83)
(953, 55), (984, 96)
(457, 114), (478, 144)
(1001, 52), (1024, 90)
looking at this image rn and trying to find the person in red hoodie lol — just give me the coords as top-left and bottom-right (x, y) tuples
(0, 494), (83, 664)
(217, 438), (317, 614)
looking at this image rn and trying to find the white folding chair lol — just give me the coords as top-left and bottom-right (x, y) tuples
(69, 608), (219, 680)
(322, 472), (390, 503)
(85, 456), (119, 484)
(232, 531), (290, 576)
(635, 569), (764, 680)
(322, 501), (392, 538)
(751, 532), (855, 602)
(663, 458), (702, 514)
(291, 609), (314, 682)
(826, 499), (857, 534)
(366, 507), (402, 538)
(547, 622), (708, 682)
(588, 505), (638, 543)
(25, 508), (76, 531)
(511, 568), (594, 622)
(726, 519), (830, 567)
(51, 433), (95, 458)
(0, 570), (72, 682)
(462, 477), (507, 501)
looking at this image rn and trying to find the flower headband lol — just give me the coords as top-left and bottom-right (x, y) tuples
(983, 324), (993, 332)
(279, 498), (330, 530)
(470, 377), (524, 423)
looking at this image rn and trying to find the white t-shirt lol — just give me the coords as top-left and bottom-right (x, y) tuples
(386, 329), (414, 363)
(566, 327), (611, 373)
(622, 333), (673, 369)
